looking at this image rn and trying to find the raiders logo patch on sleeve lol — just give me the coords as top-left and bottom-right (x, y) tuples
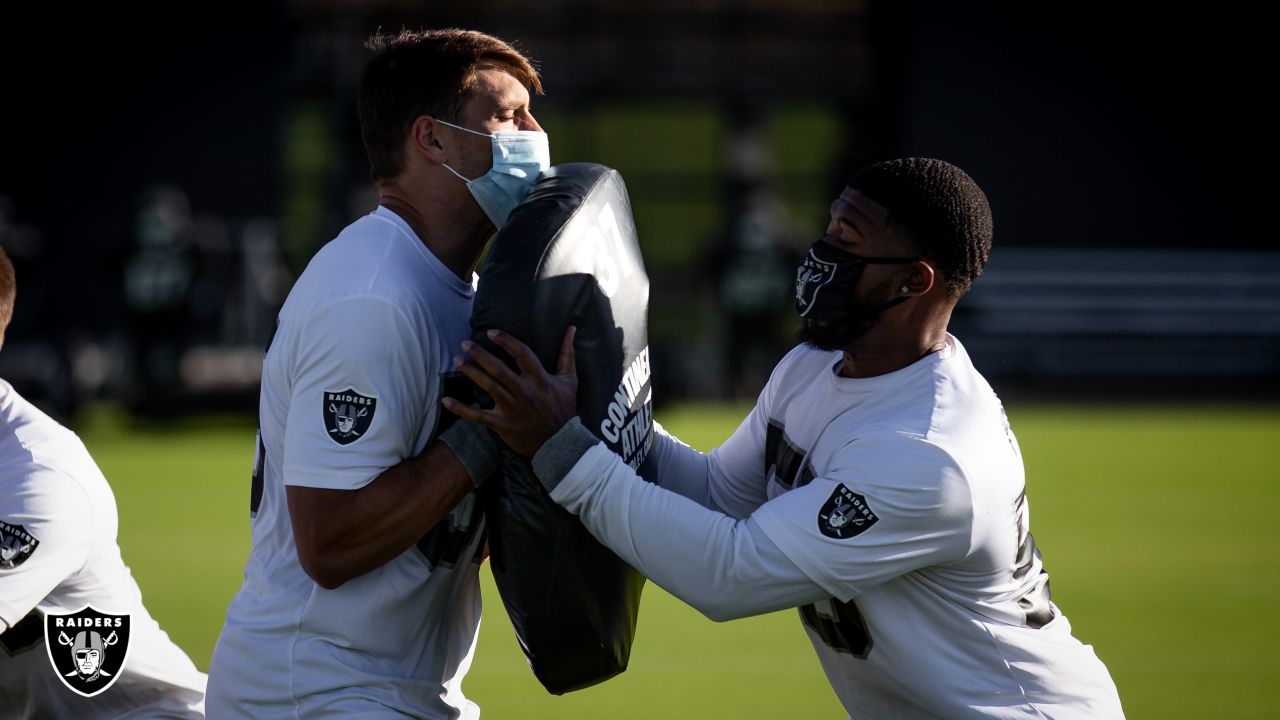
(323, 388), (377, 445)
(817, 484), (879, 539)
(0, 520), (38, 570)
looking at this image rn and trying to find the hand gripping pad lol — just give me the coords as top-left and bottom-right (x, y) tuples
(469, 163), (654, 694)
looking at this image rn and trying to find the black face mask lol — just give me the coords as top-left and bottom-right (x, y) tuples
(794, 239), (917, 350)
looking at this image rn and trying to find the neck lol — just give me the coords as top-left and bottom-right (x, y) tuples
(837, 309), (951, 379)
(376, 181), (494, 280)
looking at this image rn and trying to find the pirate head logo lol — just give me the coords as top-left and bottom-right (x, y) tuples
(0, 520), (38, 570)
(795, 249), (838, 317)
(817, 484), (879, 539)
(323, 388), (377, 445)
(44, 606), (131, 697)
(70, 631), (111, 679)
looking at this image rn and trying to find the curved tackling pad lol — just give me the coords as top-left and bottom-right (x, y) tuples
(470, 162), (654, 694)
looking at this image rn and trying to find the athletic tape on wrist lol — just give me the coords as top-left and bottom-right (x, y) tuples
(531, 417), (600, 492)
(439, 419), (500, 487)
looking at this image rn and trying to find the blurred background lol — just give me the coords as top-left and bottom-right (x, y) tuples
(1, 1), (1276, 718)
(1, 0), (1274, 416)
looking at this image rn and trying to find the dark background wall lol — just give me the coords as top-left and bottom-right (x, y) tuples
(892, 1), (1268, 251)
(0, 1), (1273, 416)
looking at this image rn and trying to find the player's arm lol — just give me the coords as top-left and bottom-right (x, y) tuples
(447, 331), (972, 618)
(0, 467), (94, 629)
(541, 424), (972, 616)
(444, 331), (821, 618)
(640, 412), (769, 520)
(640, 348), (799, 518)
(535, 421), (829, 619)
(282, 298), (497, 590)
(635, 420), (708, 501)
(286, 436), (486, 589)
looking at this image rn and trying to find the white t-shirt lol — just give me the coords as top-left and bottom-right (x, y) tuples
(207, 207), (486, 719)
(0, 380), (207, 719)
(546, 336), (1124, 719)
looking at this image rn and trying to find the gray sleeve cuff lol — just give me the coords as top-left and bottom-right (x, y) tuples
(438, 419), (499, 487)
(531, 417), (600, 493)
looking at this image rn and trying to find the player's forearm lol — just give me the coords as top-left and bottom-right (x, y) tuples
(639, 420), (713, 506)
(534, 419), (827, 621)
(289, 442), (475, 588)
(290, 420), (497, 589)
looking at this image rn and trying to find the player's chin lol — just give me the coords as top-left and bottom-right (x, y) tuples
(797, 319), (858, 352)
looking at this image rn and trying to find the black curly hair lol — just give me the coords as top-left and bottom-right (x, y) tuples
(848, 158), (993, 296)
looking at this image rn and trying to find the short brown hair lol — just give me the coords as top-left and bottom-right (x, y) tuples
(359, 28), (542, 181)
(0, 246), (15, 331)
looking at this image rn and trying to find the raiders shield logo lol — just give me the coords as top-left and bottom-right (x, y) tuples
(0, 520), (38, 570)
(323, 388), (377, 445)
(817, 484), (879, 539)
(44, 606), (132, 698)
(795, 249), (838, 318)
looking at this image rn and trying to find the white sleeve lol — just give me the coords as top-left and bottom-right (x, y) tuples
(638, 420), (712, 506)
(282, 296), (434, 490)
(540, 423), (830, 622)
(700, 349), (805, 518)
(753, 437), (975, 601)
(703, 397), (770, 519)
(0, 467), (94, 625)
(642, 391), (771, 519)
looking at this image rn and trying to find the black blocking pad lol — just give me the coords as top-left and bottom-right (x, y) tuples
(469, 163), (654, 694)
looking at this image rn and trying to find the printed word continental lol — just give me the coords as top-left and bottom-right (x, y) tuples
(600, 346), (651, 445)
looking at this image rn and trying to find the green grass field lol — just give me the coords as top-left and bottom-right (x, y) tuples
(79, 402), (1280, 718)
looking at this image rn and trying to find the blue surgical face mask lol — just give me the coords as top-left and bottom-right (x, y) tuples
(437, 119), (550, 228)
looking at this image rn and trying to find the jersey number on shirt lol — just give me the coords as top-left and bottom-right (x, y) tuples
(249, 321), (279, 517)
(765, 420), (816, 491)
(415, 494), (481, 569)
(1014, 491), (1055, 628)
(767, 420), (870, 655)
(800, 598), (872, 658)
(249, 431), (266, 516)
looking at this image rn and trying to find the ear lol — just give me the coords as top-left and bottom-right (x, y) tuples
(901, 260), (937, 296)
(409, 116), (451, 165)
